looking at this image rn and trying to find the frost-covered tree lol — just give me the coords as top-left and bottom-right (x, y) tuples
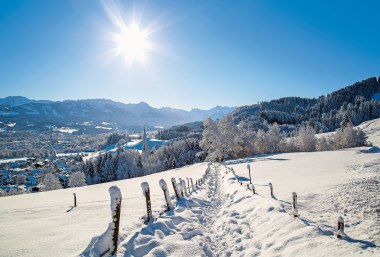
(255, 129), (270, 153)
(333, 124), (366, 149)
(68, 171), (86, 188)
(296, 124), (316, 152)
(200, 118), (222, 161)
(267, 123), (282, 152)
(316, 136), (334, 151)
(42, 173), (62, 191)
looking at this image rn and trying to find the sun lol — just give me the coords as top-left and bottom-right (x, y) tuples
(113, 23), (150, 64)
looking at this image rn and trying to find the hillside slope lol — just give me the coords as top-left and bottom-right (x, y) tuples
(1, 132), (379, 256)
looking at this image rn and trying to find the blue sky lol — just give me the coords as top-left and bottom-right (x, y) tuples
(0, 0), (379, 110)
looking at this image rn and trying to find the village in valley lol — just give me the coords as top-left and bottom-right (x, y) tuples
(0, 128), (165, 196)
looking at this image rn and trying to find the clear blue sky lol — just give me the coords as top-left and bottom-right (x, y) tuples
(0, 0), (379, 110)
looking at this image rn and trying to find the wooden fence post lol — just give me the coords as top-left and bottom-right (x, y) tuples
(252, 184), (255, 194)
(108, 186), (122, 256)
(73, 193), (77, 207)
(336, 216), (344, 238)
(292, 192), (299, 217)
(178, 179), (184, 197)
(190, 178), (194, 190)
(247, 164), (252, 185)
(180, 179), (187, 195)
(141, 182), (153, 224)
(159, 179), (174, 211)
(269, 182), (274, 198)
(171, 177), (180, 200)
(186, 177), (190, 192)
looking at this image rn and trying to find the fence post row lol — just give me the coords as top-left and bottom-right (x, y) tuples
(292, 192), (299, 217)
(171, 177), (180, 200)
(159, 179), (174, 211)
(336, 216), (344, 238)
(108, 186), (122, 256)
(73, 193), (77, 207)
(269, 182), (274, 198)
(247, 164), (252, 185)
(141, 182), (153, 224)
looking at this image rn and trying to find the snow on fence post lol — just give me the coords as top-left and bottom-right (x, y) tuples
(159, 179), (174, 212)
(247, 164), (252, 185)
(171, 178), (180, 200)
(190, 178), (194, 190)
(141, 182), (153, 224)
(335, 216), (344, 238)
(109, 186), (122, 256)
(269, 182), (274, 198)
(292, 192), (299, 217)
(181, 179), (187, 195)
(73, 193), (77, 207)
(186, 177), (190, 192)
(178, 179), (184, 197)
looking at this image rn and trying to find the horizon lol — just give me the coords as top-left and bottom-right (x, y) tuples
(1, 0), (380, 110)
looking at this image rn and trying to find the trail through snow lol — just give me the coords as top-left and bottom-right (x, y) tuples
(112, 162), (379, 257)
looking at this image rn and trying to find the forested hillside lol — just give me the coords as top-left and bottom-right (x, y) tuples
(232, 77), (380, 132)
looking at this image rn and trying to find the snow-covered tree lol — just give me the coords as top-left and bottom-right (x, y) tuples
(296, 124), (316, 152)
(68, 171), (86, 188)
(333, 124), (366, 149)
(255, 129), (270, 153)
(42, 173), (62, 191)
(267, 123), (282, 152)
(316, 136), (334, 151)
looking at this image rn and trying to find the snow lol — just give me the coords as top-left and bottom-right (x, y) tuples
(0, 163), (209, 257)
(1, 122), (380, 256)
(6, 122), (16, 127)
(54, 127), (78, 133)
(0, 157), (28, 164)
(359, 118), (380, 147)
(95, 126), (113, 130)
(141, 182), (149, 196)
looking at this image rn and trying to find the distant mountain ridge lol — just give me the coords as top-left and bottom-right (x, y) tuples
(0, 96), (235, 132)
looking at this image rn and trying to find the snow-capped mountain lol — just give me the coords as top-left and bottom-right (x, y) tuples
(0, 97), (235, 132)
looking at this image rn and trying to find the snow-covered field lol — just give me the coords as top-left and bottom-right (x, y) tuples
(1, 120), (380, 256)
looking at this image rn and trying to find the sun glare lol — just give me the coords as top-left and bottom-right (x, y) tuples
(101, 1), (167, 67)
(114, 23), (150, 64)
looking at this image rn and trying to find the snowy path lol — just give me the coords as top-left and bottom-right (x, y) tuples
(114, 160), (379, 256)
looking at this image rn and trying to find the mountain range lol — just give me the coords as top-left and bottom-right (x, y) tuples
(0, 96), (235, 132)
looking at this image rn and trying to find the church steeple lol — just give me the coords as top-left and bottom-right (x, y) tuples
(142, 127), (149, 160)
